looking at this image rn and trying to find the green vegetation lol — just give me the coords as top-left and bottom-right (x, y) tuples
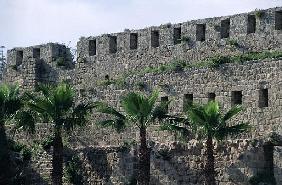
(65, 155), (84, 185)
(20, 83), (93, 185)
(181, 36), (191, 43)
(254, 9), (265, 19)
(40, 135), (55, 151)
(135, 81), (146, 90)
(156, 148), (171, 161)
(94, 90), (169, 185)
(226, 39), (240, 48)
(0, 84), (37, 185)
(120, 139), (137, 153)
(97, 78), (126, 88)
(9, 140), (32, 161)
(56, 57), (66, 67)
(161, 101), (250, 185)
(11, 64), (18, 70)
(102, 50), (282, 89)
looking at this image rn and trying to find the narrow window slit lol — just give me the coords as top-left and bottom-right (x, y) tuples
(275, 11), (282, 30)
(151, 30), (160, 48)
(196, 24), (206, 41)
(16, 50), (23, 66)
(33, 48), (40, 59)
(221, 19), (230, 38)
(247, 15), (256, 34)
(130, 33), (138, 50)
(173, 27), (181, 44)
(259, 89), (268, 108)
(183, 94), (193, 112)
(109, 36), (117, 53)
(208, 93), (216, 101)
(231, 91), (242, 105)
(161, 96), (169, 113)
(89, 40), (96, 56)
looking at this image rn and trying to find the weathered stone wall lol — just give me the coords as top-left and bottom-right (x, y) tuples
(4, 43), (74, 90)
(3, 6), (282, 185)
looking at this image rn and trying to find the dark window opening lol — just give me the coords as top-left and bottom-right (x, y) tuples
(231, 91), (242, 105)
(109, 36), (117, 53)
(151, 30), (160, 48)
(263, 145), (274, 177)
(183, 94), (193, 112)
(220, 19), (230, 38)
(16, 50), (23, 66)
(259, 89), (268, 108)
(275, 11), (282, 30)
(130, 33), (138, 50)
(33, 48), (40, 59)
(196, 24), (206, 41)
(173, 27), (181, 44)
(247, 15), (256, 34)
(89, 40), (96, 56)
(208, 93), (216, 101)
(161, 96), (169, 113)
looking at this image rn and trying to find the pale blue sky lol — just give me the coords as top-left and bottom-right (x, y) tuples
(0, 0), (281, 53)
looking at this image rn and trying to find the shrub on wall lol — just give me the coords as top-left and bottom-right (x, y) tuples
(65, 156), (84, 185)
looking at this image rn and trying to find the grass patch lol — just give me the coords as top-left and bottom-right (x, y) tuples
(99, 50), (282, 88)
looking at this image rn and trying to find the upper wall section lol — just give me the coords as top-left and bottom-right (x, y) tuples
(77, 7), (282, 59)
(4, 43), (74, 89)
(6, 43), (70, 66)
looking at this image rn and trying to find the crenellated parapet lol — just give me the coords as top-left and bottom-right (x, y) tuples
(77, 7), (282, 59)
(4, 43), (74, 89)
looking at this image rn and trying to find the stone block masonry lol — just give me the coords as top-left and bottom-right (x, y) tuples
(3, 6), (282, 185)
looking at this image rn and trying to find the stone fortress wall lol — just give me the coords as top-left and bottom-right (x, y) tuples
(3, 7), (282, 185)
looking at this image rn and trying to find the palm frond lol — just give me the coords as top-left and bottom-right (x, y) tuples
(14, 110), (36, 134)
(160, 122), (190, 138)
(64, 103), (94, 131)
(188, 105), (207, 126)
(121, 92), (143, 118)
(204, 101), (220, 127)
(215, 123), (251, 140)
(148, 90), (159, 108)
(53, 83), (74, 112)
(94, 101), (125, 119)
(97, 119), (126, 133)
(35, 83), (55, 98)
(151, 101), (169, 121)
(223, 105), (243, 121)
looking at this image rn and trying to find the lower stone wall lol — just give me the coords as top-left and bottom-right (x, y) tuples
(274, 146), (282, 184)
(13, 126), (282, 185)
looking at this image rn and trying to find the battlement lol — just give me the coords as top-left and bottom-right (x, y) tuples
(7, 43), (70, 66)
(4, 43), (74, 89)
(77, 7), (282, 58)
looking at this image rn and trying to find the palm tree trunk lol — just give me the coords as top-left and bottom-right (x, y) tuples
(0, 122), (10, 184)
(137, 126), (150, 185)
(205, 135), (216, 185)
(52, 128), (63, 185)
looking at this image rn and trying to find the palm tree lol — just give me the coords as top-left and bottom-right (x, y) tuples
(24, 83), (93, 185)
(95, 90), (167, 185)
(0, 84), (23, 184)
(163, 101), (250, 185)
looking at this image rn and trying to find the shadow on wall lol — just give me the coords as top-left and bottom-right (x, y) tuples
(25, 167), (50, 185)
(151, 142), (205, 185)
(225, 140), (282, 185)
(64, 146), (135, 185)
(36, 59), (59, 84)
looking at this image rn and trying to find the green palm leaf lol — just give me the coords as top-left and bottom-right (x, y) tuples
(223, 105), (243, 121)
